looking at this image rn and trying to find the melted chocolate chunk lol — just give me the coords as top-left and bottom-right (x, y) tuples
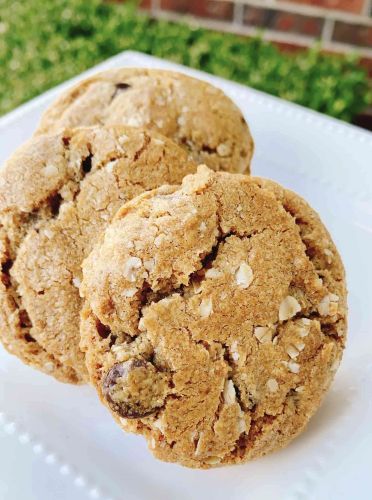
(82, 154), (93, 173)
(24, 333), (36, 342)
(102, 359), (167, 419)
(116, 82), (131, 90)
(96, 319), (111, 339)
(111, 82), (131, 100)
(48, 193), (62, 217)
(1, 258), (13, 287)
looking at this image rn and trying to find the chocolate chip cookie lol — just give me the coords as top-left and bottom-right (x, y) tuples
(36, 68), (253, 174)
(0, 126), (197, 384)
(81, 166), (347, 468)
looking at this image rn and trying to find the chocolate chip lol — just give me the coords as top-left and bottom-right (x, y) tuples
(139, 281), (152, 307)
(305, 245), (317, 260)
(2, 259), (13, 274)
(102, 359), (169, 419)
(24, 333), (36, 342)
(1, 258), (13, 287)
(111, 82), (131, 100)
(295, 217), (308, 226)
(48, 193), (62, 217)
(81, 154), (93, 173)
(109, 334), (117, 348)
(19, 309), (32, 328)
(96, 319), (111, 339)
(321, 323), (339, 340)
(201, 144), (217, 154)
(116, 82), (131, 90)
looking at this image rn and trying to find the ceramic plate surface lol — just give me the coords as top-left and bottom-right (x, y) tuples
(0, 51), (371, 500)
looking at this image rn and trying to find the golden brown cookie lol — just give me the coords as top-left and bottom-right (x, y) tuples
(0, 126), (197, 384)
(81, 166), (347, 468)
(36, 68), (253, 174)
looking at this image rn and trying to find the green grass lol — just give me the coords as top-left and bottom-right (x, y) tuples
(0, 0), (370, 122)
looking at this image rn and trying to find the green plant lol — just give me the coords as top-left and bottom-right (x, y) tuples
(0, 0), (369, 122)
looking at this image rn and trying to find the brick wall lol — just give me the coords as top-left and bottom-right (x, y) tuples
(140, 0), (372, 60)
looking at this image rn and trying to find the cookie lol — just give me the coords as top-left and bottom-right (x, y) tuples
(0, 126), (197, 384)
(81, 165), (347, 468)
(36, 68), (253, 174)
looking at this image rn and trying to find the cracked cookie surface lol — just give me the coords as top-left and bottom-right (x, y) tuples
(36, 68), (253, 174)
(0, 125), (196, 384)
(81, 166), (347, 468)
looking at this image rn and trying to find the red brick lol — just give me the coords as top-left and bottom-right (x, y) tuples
(279, 0), (365, 14)
(160, 0), (189, 14)
(333, 21), (372, 48)
(360, 57), (372, 77)
(244, 6), (323, 37)
(139, 0), (151, 9)
(160, 0), (233, 21)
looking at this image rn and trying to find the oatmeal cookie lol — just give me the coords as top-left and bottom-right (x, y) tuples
(81, 165), (347, 468)
(0, 126), (196, 383)
(36, 68), (253, 174)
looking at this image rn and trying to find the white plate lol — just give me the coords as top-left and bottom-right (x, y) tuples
(0, 51), (371, 500)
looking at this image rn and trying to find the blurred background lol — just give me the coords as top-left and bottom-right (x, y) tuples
(0, 0), (371, 128)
